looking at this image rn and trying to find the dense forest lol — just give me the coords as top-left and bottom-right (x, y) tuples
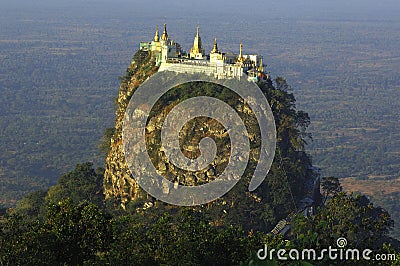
(1, 50), (399, 265)
(1, 1), (399, 264)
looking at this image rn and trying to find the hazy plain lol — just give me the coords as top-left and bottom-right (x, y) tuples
(0, 0), (399, 217)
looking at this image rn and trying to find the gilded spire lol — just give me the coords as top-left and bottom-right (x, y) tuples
(161, 23), (168, 41)
(190, 25), (204, 57)
(237, 42), (245, 63)
(154, 26), (159, 42)
(211, 37), (219, 53)
(258, 57), (264, 72)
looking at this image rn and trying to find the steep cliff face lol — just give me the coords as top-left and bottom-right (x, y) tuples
(103, 49), (264, 208)
(103, 50), (158, 206)
(104, 50), (317, 228)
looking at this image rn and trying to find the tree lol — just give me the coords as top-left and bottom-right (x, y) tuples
(293, 192), (394, 252)
(98, 127), (115, 156)
(46, 162), (104, 207)
(14, 190), (47, 218)
(0, 213), (57, 265)
(45, 199), (111, 265)
(321, 176), (342, 204)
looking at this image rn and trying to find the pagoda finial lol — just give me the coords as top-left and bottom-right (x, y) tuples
(154, 26), (159, 42)
(237, 42), (245, 63)
(190, 25), (204, 58)
(258, 57), (264, 72)
(161, 23), (168, 41)
(211, 37), (219, 53)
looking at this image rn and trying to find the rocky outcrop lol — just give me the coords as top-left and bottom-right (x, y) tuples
(103, 50), (261, 208)
(103, 50), (158, 207)
(103, 49), (318, 224)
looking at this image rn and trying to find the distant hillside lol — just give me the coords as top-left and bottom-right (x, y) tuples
(1, 0), (399, 215)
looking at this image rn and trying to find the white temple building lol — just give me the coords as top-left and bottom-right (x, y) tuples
(139, 24), (268, 82)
